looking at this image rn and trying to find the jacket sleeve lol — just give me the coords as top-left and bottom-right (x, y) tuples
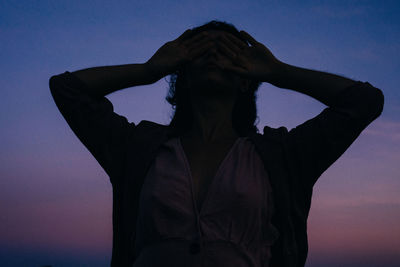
(280, 81), (384, 189)
(49, 71), (134, 185)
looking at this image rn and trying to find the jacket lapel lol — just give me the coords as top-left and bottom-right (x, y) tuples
(248, 128), (298, 266)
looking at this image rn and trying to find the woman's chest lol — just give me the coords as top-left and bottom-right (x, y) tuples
(180, 139), (238, 211)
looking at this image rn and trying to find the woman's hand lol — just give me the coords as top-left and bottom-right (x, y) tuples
(215, 30), (283, 83)
(145, 29), (214, 82)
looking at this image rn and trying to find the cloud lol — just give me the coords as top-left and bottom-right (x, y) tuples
(363, 118), (400, 142)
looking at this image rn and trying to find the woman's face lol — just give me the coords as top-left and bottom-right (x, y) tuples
(183, 30), (249, 99)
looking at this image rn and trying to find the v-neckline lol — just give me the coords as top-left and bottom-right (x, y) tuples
(177, 137), (241, 216)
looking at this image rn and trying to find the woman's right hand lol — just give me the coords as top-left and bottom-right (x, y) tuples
(145, 29), (213, 82)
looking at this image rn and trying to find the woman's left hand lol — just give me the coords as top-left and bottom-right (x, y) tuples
(215, 30), (283, 83)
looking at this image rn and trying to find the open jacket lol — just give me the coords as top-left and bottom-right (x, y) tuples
(49, 71), (384, 267)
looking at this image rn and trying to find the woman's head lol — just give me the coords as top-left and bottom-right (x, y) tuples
(166, 20), (262, 135)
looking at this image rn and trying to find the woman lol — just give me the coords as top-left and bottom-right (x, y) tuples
(49, 20), (384, 267)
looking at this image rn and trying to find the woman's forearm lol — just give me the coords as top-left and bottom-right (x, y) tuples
(270, 61), (358, 107)
(72, 63), (159, 97)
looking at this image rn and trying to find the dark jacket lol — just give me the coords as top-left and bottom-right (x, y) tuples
(49, 71), (384, 267)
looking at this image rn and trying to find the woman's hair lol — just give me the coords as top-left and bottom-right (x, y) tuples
(166, 20), (262, 136)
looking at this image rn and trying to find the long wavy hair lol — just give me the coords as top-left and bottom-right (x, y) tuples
(166, 20), (262, 136)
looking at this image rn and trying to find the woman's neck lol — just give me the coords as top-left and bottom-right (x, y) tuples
(186, 96), (238, 144)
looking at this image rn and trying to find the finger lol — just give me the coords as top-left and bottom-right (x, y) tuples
(184, 38), (211, 55)
(217, 50), (248, 69)
(218, 34), (242, 55)
(216, 39), (238, 60)
(176, 29), (193, 43)
(182, 31), (209, 48)
(240, 30), (258, 46)
(186, 36), (213, 54)
(188, 41), (214, 60)
(224, 33), (248, 50)
(217, 60), (248, 77)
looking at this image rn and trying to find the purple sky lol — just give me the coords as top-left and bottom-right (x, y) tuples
(1, 1), (399, 266)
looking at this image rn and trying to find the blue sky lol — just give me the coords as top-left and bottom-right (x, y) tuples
(1, 1), (399, 266)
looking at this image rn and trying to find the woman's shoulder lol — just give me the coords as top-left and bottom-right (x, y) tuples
(258, 125), (289, 142)
(130, 120), (179, 143)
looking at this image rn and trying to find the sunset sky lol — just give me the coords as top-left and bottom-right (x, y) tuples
(1, 0), (399, 266)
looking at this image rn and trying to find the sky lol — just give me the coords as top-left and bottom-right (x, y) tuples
(1, 0), (399, 266)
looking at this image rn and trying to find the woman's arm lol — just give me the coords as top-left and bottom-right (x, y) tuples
(71, 63), (159, 97)
(270, 62), (358, 107)
(214, 30), (383, 113)
(49, 28), (213, 184)
(71, 29), (215, 98)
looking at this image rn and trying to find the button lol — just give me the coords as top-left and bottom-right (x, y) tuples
(189, 242), (201, 254)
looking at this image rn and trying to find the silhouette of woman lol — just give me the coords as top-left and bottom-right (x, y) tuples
(49, 20), (384, 267)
